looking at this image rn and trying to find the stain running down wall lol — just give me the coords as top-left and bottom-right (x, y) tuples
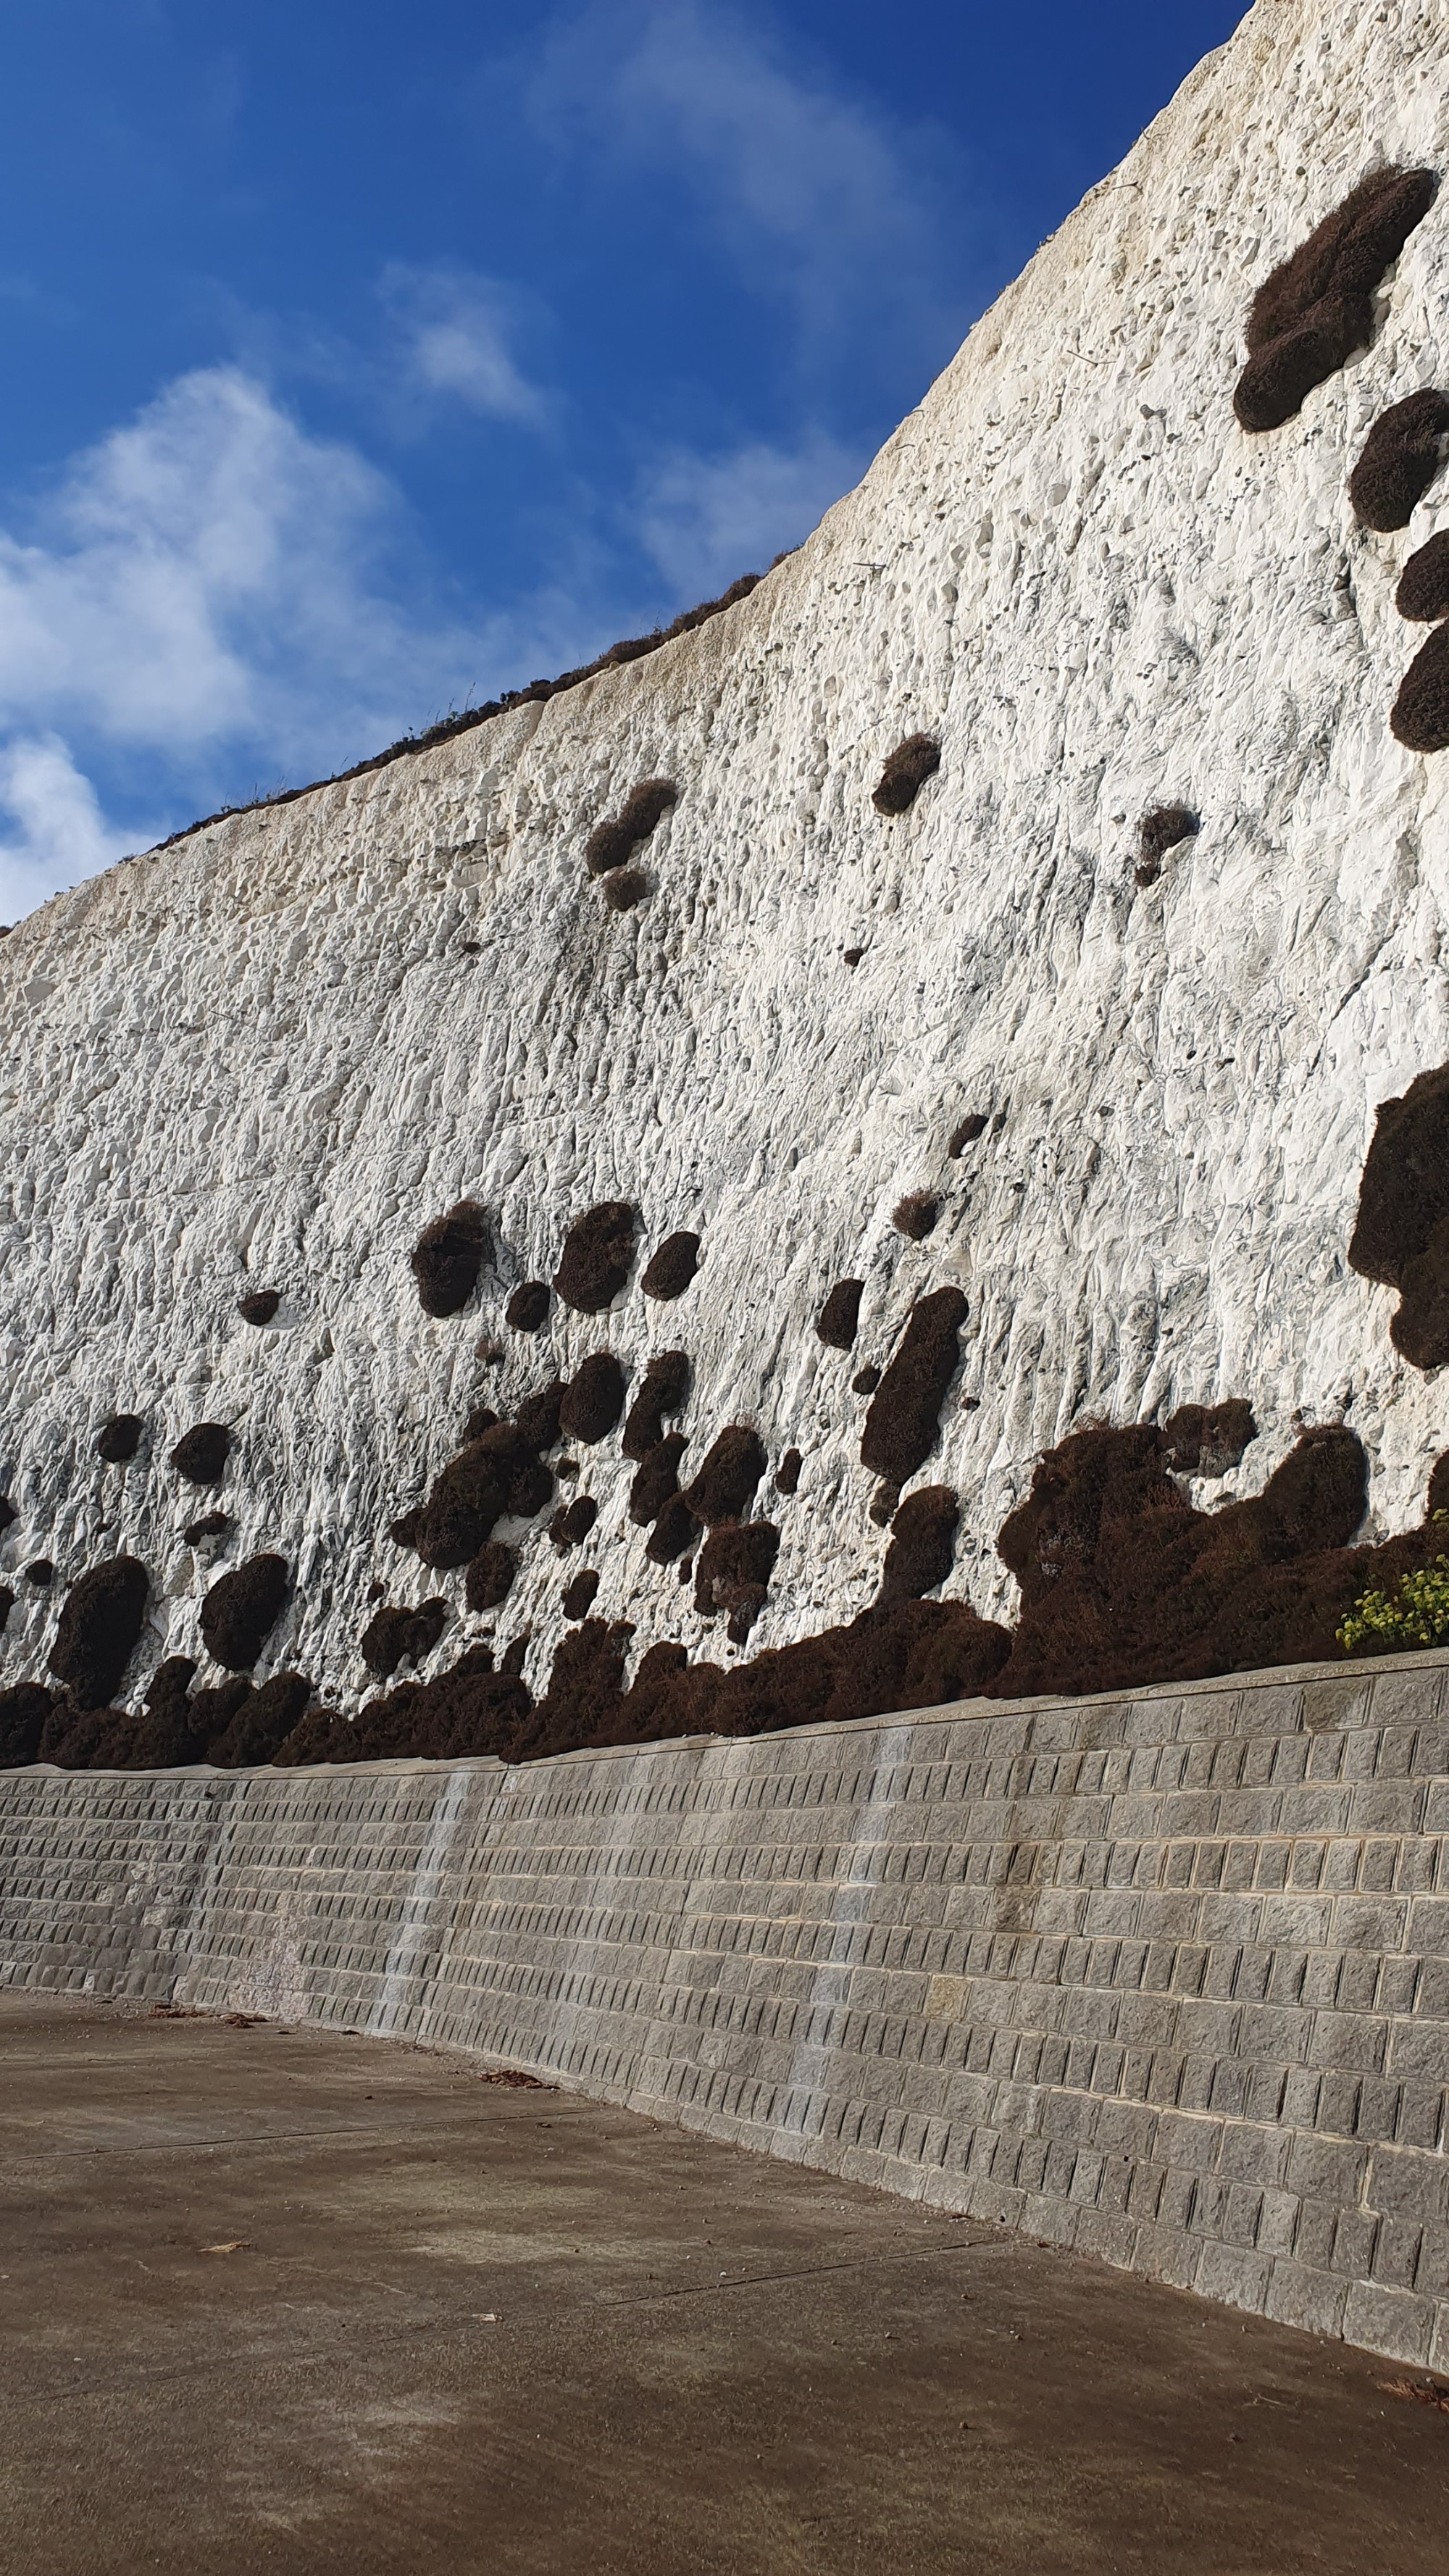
(3, 0), (1449, 1756)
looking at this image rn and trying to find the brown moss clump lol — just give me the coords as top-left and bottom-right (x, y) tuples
(466, 1541), (517, 1612)
(407, 1422), (554, 1569)
(506, 1280), (550, 1333)
(205, 1672), (317, 1769)
(948, 1114), (987, 1156)
(412, 1199), (490, 1318)
(878, 1485), (959, 1606)
(872, 734), (940, 814)
(622, 1349), (689, 1459)
(816, 1280), (863, 1349)
(853, 1365), (881, 1396)
(170, 1422), (231, 1484)
(48, 1557), (149, 1709)
(585, 779), (677, 877)
(1396, 531), (1449, 623)
(893, 1191), (938, 1241)
(361, 1598), (448, 1680)
(774, 1447), (802, 1496)
(0, 1497), (13, 1533)
(559, 1352), (627, 1445)
(24, 1559), (53, 1588)
(463, 1404), (500, 1442)
(1392, 625), (1449, 753)
(549, 1495), (598, 1549)
(0, 1681), (54, 1767)
(0, 1585), (11, 1636)
(562, 1569), (601, 1620)
(682, 1426), (766, 1525)
(1349, 388), (1449, 530)
(602, 867), (648, 912)
(861, 1286), (969, 1486)
(95, 1414), (143, 1464)
(1348, 1062), (1449, 1364)
(630, 1434), (687, 1525)
(1135, 805), (1198, 889)
(1235, 167), (1437, 433)
(200, 1554), (289, 1672)
(694, 1521), (780, 1641)
(238, 1291), (280, 1326)
(183, 1513), (229, 1546)
(515, 1379), (564, 1452)
(869, 1480), (901, 1527)
(1161, 1401), (1257, 1475)
(987, 1420), (1374, 1700)
(646, 1494), (699, 1565)
(554, 1201), (636, 1313)
(640, 1231), (700, 1300)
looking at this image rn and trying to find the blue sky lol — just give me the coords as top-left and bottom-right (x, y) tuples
(0, 0), (1245, 919)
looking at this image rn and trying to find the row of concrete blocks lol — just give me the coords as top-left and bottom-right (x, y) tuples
(4, 1651), (1449, 2364)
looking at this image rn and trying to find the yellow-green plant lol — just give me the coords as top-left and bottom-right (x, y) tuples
(1339, 1555), (1449, 1655)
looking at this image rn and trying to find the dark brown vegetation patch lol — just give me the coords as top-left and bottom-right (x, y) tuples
(602, 867), (648, 912)
(0, 1681), (51, 1767)
(853, 1366), (882, 1396)
(466, 1541), (517, 1612)
(203, 1672), (317, 1769)
(1392, 626), (1449, 753)
(183, 1513), (229, 1546)
(95, 1414), (143, 1464)
(622, 1350), (689, 1459)
(1135, 806), (1198, 889)
(238, 1291), (280, 1327)
(1348, 1062), (1449, 1364)
(987, 1419), (1387, 1699)
(549, 1495), (599, 1549)
(554, 1202), (636, 1313)
(1395, 530), (1449, 623)
(1234, 167), (1437, 433)
(861, 1287), (969, 1486)
(1161, 1401), (1257, 1476)
(641, 1231), (701, 1300)
(559, 1352), (627, 1445)
(878, 1485), (959, 1606)
(630, 1435), (687, 1526)
(23, 1560), (52, 1588)
(515, 1380), (565, 1452)
(893, 1191), (938, 1241)
(406, 1422), (554, 1569)
(0, 1496), (14, 1532)
(201, 1554), (289, 1672)
(464, 1404), (500, 1442)
(646, 1494), (700, 1565)
(48, 1557), (149, 1709)
(506, 1280), (551, 1333)
(816, 1279), (863, 1350)
(585, 778), (677, 877)
(694, 1521), (780, 1642)
(869, 1480), (901, 1527)
(872, 734), (940, 815)
(0, 1586), (11, 1637)
(361, 1598), (448, 1680)
(412, 1199), (490, 1318)
(682, 1426), (767, 1525)
(948, 1114), (988, 1156)
(562, 1570), (601, 1620)
(170, 1422), (231, 1484)
(1349, 388), (1449, 529)
(774, 1447), (802, 1496)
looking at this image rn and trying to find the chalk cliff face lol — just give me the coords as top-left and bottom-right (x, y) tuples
(3, 0), (1449, 1721)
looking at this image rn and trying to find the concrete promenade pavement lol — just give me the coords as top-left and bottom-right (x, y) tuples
(1, 1995), (1445, 2575)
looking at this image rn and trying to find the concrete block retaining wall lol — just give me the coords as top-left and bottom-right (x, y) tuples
(5, 1651), (1449, 2367)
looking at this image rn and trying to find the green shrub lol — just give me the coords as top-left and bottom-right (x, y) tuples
(1339, 1549), (1449, 1655)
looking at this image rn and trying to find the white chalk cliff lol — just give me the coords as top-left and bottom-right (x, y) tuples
(4, 0), (1448, 1712)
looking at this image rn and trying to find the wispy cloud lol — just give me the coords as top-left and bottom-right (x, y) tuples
(378, 262), (549, 427)
(530, 0), (961, 356)
(634, 430), (856, 596)
(0, 733), (146, 924)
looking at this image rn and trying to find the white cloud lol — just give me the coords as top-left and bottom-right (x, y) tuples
(531, 1), (952, 343)
(380, 262), (548, 426)
(635, 431), (856, 596)
(0, 734), (143, 925)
